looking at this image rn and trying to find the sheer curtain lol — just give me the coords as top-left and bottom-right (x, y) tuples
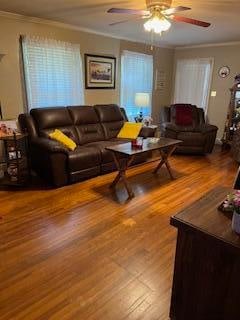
(173, 58), (213, 111)
(120, 50), (153, 120)
(22, 36), (84, 110)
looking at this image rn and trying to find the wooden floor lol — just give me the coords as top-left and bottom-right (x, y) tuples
(0, 147), (238, 320)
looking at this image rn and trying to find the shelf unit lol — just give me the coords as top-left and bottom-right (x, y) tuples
(0, 133), (31, 186)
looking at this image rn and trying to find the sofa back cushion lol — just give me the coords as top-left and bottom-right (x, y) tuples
(175, 105), (193, 126)
(30, 107), (79, 143)
(94, 104), (124, 139)
(68, 106), (105, 145)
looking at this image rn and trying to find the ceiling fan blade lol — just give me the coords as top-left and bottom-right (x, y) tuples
(109, 16), (144, 26)
(162, 6), (191, 15)
(171, 16), (211, 28)
(107, 8), (149, 15)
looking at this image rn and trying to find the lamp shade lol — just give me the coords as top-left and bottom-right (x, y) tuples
(135, 93), (150, 108)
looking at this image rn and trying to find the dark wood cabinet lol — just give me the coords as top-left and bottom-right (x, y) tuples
(222, 83), (240, 149)
(170, 187), (240, 320)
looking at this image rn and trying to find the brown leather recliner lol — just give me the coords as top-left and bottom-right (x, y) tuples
(160, 104), (218, 154)
(19, 104), (155, 187)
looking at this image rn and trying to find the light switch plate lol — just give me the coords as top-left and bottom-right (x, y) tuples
(211, 91), (217, 97)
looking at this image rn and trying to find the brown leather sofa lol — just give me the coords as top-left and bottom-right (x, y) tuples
(19, 104), (155, 187)
(160, 104), (218, 154)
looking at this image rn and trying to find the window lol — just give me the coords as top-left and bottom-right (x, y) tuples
(121, 50), (153, 120)
(173, 58), (213, 112)
(22, 36), (84, 110)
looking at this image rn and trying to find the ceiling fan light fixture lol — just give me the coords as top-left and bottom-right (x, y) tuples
(144, 14), (171, 34)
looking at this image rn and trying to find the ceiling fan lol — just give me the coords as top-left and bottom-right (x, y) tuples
(107, 0), (211, 35)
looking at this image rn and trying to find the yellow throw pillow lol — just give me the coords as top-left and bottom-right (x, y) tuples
(49, 129), (77, 151)
(117, 122), (143, 140)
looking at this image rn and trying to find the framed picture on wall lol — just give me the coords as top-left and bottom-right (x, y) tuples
(85, 54), (116, 89)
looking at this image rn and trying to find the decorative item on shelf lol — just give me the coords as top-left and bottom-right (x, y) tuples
(131, 137), (143, 149)
(0, 163), (4, 179)
(134, 93), (150, 123)
(143, 115), (153, 127)
(218, 167), (240, 214)
(221, 78), (240, 150)
(7, 163), (18, 182)
(218, 66), (230, 78)
(235, 74), (240, 84)
(221, 191), (240, 234)
(85, 54), (116, 89)
(0, 119), (19, 137)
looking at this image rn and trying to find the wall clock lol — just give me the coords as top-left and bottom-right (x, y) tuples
(218, 66), (230, 78)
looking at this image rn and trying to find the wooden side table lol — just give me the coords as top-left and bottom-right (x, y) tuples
(0, 133), (31, 186)
(170, 187), (240, 320)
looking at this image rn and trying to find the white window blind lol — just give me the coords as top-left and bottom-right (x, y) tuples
(173, 58), (213, 112)
(121, 50), (153, 120)
(22, 36), (84, 110)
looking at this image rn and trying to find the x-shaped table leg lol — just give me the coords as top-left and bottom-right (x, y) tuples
(153, 145), (177, 180)
(110, 152), (135, 199)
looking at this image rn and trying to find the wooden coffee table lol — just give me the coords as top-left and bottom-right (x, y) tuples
(106, 137), (182, 199)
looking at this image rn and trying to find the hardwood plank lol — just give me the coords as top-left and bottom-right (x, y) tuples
(0, 147), (237, 320)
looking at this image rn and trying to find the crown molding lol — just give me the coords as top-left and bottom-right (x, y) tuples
(0, 10), (174, 49)
(175, 41), (240, 50)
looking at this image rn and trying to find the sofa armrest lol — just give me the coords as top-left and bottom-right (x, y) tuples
(31, 137), (69, 154)
(30, 138), (69, 187)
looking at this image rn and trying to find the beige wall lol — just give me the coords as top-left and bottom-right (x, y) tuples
(0, 15), (174, 123)
(0, 16), (122, 119)
(0, 15), (121, 119)
(174, 44), (240, 139)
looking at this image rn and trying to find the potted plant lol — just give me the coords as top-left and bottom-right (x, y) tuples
(223, 190), (240, 234)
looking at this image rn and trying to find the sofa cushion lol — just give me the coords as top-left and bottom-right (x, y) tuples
(85, 140), (128, 164)
(117, 122), (142, 139)
(171, 104), (199, 127)
(68, 106), (105, 144)
(30, 107), (78, 143)
(175, 105), (193, 126)
(68, 146), (101, 172)
(94, 105), (124, 139)
(49, 129), (77, 151)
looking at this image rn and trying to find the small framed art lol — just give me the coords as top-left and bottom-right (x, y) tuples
(85, 54), (116, 89)
(218, 66), (230, 78)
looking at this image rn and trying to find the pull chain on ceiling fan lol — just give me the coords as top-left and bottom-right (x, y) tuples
(107, 0), (211, 35)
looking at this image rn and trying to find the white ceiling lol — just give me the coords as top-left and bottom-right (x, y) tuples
(0, 0), (240, 47)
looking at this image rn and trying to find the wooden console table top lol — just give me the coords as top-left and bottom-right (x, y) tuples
(170, 186), (240, 250)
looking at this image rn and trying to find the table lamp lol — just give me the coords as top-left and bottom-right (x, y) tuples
(134, 93), (150, 123)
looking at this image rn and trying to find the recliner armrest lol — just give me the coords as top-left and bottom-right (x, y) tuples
(31, 137), (69, 154)
(197, 124), (218, 133)
(161, 122), (185, 133)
